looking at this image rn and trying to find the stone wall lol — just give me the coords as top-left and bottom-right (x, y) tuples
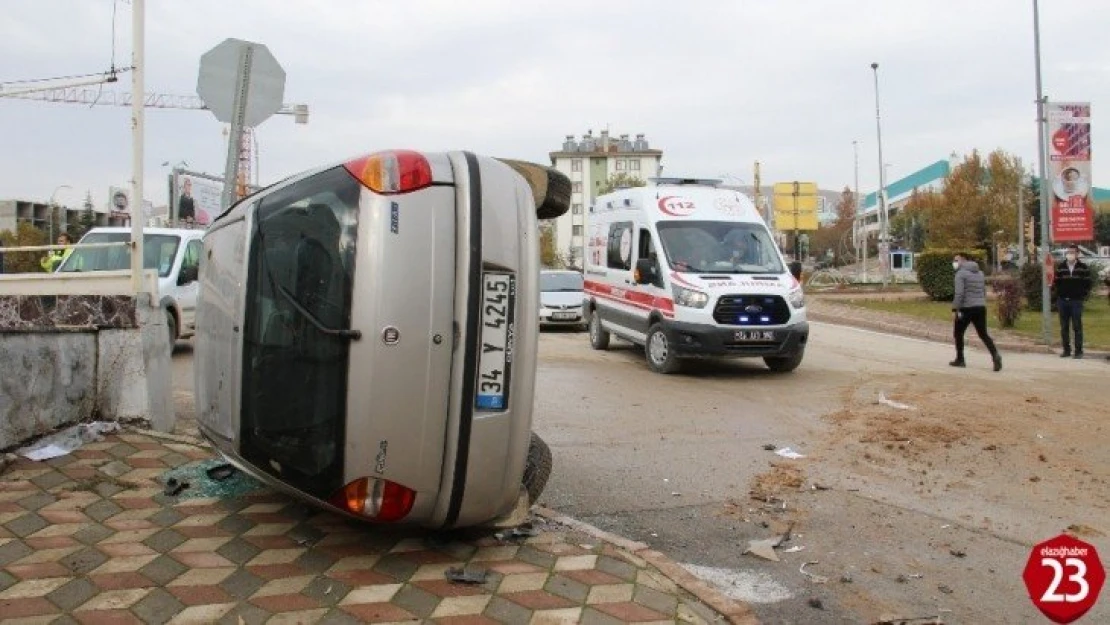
(0, 292), (173, 451)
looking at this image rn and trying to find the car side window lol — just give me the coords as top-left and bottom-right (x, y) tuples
(607, 221), (633, 271)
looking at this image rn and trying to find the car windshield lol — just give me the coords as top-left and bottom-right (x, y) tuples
(540, 272), (583, 292)
(656, 221), (784, 274)
(57, 232), (182, 278)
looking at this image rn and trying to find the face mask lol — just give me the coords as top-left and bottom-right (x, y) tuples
(1066, 253), (1077, 262)
(952, 261), (960, 270)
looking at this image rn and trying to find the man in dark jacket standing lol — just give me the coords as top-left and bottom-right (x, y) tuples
(1054, 244), (1091, 358)
(950, 253), (1002, 371)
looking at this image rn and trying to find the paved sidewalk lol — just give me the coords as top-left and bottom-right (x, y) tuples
(0, 430), (745, 624)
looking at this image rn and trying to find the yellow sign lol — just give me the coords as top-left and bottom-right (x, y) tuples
(771, 181), (819, 231)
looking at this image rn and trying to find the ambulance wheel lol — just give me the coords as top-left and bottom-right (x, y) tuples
(764, 350), (804, 373)
(522, 432), (552, 505)
(588, 312), (610, 350)
(645, 323), (680, 374)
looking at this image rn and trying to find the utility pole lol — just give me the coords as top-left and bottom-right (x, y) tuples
(1032, 0), (1052, 346)
(792, 181), (801, 262)
(130, 0), (145, 293)
(1018, 166), (1026, 265)
(854, 140), (866, 282)
(753, 161), (764, 223)
(871, 62), (890, 287)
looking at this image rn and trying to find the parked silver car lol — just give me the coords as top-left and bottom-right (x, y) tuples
(539, 269), (586, 330)
(194, 150), (568, 528)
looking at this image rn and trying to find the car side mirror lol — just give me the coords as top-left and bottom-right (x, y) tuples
(634, 258), (657, 284)
(178, 265), (198, 285)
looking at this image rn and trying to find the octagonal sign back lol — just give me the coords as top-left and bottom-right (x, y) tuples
(197, 38), (286, 127)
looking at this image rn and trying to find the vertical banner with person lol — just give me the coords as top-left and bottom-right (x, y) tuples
(1047, 101), (1094, 242)
(171, 172), (222, 227)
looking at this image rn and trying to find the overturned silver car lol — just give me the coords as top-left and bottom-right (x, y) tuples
(193, 150), (569, 528)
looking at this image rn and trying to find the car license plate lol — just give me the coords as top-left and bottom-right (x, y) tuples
(735, 330), (775, 341)
(476, 272), (515, 411)
(552, 311), (577, 320)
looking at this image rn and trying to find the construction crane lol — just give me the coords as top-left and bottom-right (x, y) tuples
(1, 84), (309, 122)
(2, 78), (309, 202)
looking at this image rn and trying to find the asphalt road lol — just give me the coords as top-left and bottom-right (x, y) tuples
(171, 323), (1110, 624)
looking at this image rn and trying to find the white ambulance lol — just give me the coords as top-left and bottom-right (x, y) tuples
(583, 178), (809, 373)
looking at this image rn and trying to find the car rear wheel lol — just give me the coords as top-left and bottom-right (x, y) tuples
(645, 323), (680, 374)
(522, 432), (552, 505)
(588, 312), (610, 350)
(764, 350), (804, 373)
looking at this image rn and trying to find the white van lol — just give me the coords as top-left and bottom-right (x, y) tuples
(583, 178), (809, 373)
(58, 226), (205, 347)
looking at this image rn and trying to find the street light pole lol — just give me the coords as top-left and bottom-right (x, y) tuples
(853, 140), (867, 282)
(48, 184), (72, 243)
(871, 62), (890, 287)
(1032, 0), (1052, 346)
(129, 0), (146, 293)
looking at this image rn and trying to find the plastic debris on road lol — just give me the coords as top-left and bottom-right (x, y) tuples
(445, 567), (489, 585)
(18, 421), (121, 461)
(774, 447), (806, 459)
(877, 391), (915, 410)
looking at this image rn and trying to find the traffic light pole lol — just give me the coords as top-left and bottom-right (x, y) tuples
(1033, 0), (1053, 347)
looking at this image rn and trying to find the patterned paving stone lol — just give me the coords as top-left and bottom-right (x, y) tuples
(148, 507), (186, 528)
(138, 554), (189, 586)
(215, 537), (262, 565)
(483, 595), (535, 624)
(0, 431), (733, 624)
(218, 568), (266, 601)
(5, 512), (49, 538)
(72, 524), (115, 546)
(130, 587), (185, 625)
(0, 539), (33, 567)
(545, 573), (590, 604)
(46, 577), (98, 611)
(59, 548), (109, 576)
(390, 583), (443, 618)
(82, 499), (124, 523)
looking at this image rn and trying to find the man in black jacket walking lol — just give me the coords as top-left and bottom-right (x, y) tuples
(1054, 244), (1091, 359)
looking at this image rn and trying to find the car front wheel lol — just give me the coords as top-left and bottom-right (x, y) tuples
(645, 323), (680, 374)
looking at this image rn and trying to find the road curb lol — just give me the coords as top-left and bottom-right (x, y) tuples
(534, 506), (760, 625)
(807, 311), (1056, 354)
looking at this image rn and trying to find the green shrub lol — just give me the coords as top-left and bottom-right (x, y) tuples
(917, 249), (986, 302)
(992, 276), (1023, 327)
(1021, 262), (1044, 311)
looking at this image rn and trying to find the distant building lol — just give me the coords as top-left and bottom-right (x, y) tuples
(548, 130), (663, 267)
(0, 190), (156, 236)
(858, 154), (1110, 237)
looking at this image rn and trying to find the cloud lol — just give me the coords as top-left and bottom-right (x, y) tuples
(2, 0), (1109, 208)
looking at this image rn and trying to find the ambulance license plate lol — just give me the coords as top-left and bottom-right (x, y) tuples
(476, 272), (515, 411)
(734, 330), (775, 342)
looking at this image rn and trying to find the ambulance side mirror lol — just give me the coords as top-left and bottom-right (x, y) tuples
(495, 159), (571, 220)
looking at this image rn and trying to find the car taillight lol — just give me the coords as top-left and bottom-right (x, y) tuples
(344, 150), (433, 194)
(328, 477), (416, 522)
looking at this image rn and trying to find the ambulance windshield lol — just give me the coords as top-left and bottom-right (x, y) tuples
(657, 222), (784, 274)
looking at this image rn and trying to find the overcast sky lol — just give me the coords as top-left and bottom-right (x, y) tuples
(2, 0), (1108, 209)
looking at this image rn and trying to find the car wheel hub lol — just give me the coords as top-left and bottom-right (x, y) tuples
(649, 332), (668, 364)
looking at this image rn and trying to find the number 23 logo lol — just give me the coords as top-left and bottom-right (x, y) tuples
(1041, 557), (1090, 603)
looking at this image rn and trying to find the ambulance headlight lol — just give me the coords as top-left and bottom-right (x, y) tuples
(672, 285), (709, 309)
(788, 287), (805, 309)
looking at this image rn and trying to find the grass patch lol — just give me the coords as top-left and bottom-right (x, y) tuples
(848, 297), (1110, 350)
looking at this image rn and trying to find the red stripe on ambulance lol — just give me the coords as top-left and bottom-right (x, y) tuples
(584, 280), (675, 317)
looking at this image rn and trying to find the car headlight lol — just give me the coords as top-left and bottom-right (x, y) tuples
(788, 287), (805, 309)
(672, 284), (709, 309)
